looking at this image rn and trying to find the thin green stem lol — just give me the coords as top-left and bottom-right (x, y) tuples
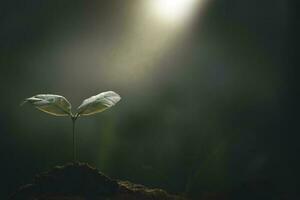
(71, 114), (78, 162)
(72, 119), (76, 162)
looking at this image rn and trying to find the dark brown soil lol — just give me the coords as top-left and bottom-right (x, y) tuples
(9, 162), (187, 200)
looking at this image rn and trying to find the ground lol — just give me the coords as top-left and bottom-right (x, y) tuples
(9, 162), (187, 200)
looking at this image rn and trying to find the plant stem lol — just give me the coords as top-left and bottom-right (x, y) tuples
(71, 115), (77, 162)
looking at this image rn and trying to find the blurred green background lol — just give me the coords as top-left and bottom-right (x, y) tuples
(0, 0), (296, 199)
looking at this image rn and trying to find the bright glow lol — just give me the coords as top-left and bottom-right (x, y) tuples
(45, 0), (207, 92)
(149, 0), (200, 25)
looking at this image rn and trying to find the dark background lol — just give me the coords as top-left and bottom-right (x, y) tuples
(0, 0), (296, 199)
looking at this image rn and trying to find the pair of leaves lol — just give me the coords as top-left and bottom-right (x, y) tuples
(22, 91), (121, 117)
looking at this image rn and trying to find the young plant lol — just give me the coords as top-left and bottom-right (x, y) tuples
(22, 91), (121, 162)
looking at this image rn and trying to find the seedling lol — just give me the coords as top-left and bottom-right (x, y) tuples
(22, 91), (121, 162)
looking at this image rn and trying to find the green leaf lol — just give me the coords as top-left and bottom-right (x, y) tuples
(77, 91), (121, 116)
(22, 94), (72, 116)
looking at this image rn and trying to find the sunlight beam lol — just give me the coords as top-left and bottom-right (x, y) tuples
(148, 0), (202, 25)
